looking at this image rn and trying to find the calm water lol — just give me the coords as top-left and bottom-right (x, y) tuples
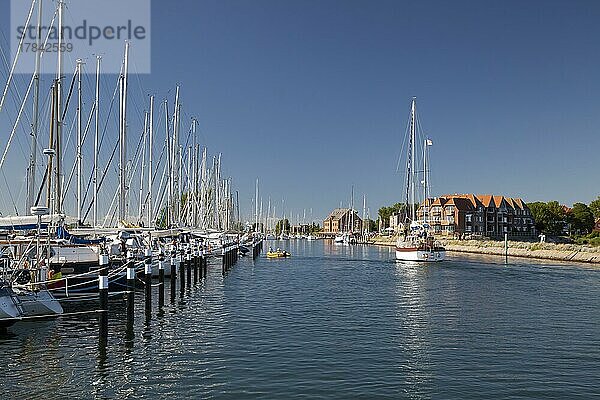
(1, 240), (599, 399)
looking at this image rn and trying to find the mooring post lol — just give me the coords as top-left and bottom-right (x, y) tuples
(186, 246), (192, 288)
(180, 246), (186, 296)
(158, 251), (165, 308)
(504, 233), (509, 264)
(193, 244), (199, 285)
(98, 255), (109, 339)
(198, 246), (204, 280)
(221, 245), (226, 274)
(202, 245), (207, 277)
(170, 247), (177, 303)
(126, 261), (135, 322)
(144, 248), (152, 314)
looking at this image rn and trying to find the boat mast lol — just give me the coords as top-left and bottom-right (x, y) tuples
(410, 97), (416, 221)
(55, 0), (64, 215)
(118, 41), (130, 224)
(138, 111), (148, 224)
(93, 56), (101, 227)
(200, 147), (207, 229)
(46, 81), (57, 210)
(76, 59), (83, 225)
(26, 0), (43, 213)
(254, 178), (259, 232)
(172, 86), (180, 225)
(148, 95), (154, 226)
(192, 118), (198, 227)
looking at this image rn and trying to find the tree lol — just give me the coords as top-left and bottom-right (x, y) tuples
(589, 196), (600, 220)
(275, 219), (290, 235)
(569, 203), (595, 234)
(377, 202), (405, 229)
(528, 201), (565, 235)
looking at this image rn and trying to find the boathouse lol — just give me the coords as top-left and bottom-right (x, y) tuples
(323, 208), (362, 234)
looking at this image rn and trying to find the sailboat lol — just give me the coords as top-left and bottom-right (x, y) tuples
(395, 98), (446, 262)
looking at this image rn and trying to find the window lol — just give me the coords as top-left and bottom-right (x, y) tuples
(466, 214), (472, 223)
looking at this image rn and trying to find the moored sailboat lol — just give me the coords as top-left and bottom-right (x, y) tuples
(395, 98), (445, 262)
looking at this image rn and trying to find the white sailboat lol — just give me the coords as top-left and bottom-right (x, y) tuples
(395, 98), (445, 262)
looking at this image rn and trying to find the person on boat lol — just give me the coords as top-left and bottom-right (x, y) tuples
(269, 247), (273, 252)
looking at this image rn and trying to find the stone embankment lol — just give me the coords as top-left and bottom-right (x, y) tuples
(369, 235), (600, 264)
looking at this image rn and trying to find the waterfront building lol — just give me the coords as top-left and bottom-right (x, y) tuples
(290, 224), (310, 235)
(417, 194), (536, 238)
(389, 210), (407, 233)
(323, 208), (362, 234)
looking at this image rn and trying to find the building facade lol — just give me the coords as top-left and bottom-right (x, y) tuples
(417, 194), (536, 238)
(323, 208), (363, 234)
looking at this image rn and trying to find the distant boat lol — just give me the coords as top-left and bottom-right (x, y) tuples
(266, 249), (291, 258)
(395, 98), (446, 262)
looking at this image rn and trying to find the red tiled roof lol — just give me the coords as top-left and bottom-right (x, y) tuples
(477, 195), (494, 208)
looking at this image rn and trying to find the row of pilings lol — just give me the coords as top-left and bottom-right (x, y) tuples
(97, 237), (265, 340)
(98, 240), (211, 340)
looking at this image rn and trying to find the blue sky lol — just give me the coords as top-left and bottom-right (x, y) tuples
(1, 0), (599, 222)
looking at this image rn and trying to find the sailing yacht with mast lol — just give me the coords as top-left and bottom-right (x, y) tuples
(395, 98), (445, 262)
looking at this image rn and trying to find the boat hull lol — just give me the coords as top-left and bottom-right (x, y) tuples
(395, 247), (446, 262)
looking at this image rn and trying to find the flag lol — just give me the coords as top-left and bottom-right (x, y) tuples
(426, 139), (433, 146)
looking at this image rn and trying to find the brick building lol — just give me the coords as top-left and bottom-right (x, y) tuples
(416, 194), (536, 238)
(323, 208), (363, 233)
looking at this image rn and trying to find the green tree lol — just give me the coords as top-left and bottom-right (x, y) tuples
(528, 201), (565, 235)
(589, 196), (600, 220)
(275, 219), (290, 235)
(569, 203), (595, 234)
(308, 223), (321, 234)
(377, 202), (405, 228)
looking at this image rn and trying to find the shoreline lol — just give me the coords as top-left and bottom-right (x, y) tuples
(366, 235), (600, 264)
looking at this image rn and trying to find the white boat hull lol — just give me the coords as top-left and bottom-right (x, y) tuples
(0, 287), (20, 320)
(14, 289), (64, 316)
(395, 248), (446, 262)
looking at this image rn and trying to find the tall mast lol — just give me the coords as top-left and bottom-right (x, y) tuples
(423, 138), (427, 224)
(410, 97), (416, 221)
(165, 99), (171, 227)
(148, 95), (154, 226)
(26, 0), (43, 213)
(138, 111), (148, 223)
(93, 56), (101, 227)
(55, 0), (64, 214)
(254, 178), (259, 232)
(76, 59), (84, 225)
(118, 41), (130, 224)
(192, 118), (198, 227)
(363, 194), (367, 233)
(47, 81), (57, 210)
(350, 185), (354, 232)
(172, 86), (180, 224)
